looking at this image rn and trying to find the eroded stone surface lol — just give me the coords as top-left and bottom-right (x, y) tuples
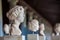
(27, 34), (39, 40)
(4, 35), (25, 40)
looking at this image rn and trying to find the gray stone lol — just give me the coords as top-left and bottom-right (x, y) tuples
(27, 34), (39, 40)
(51, 36), (60, 40)
(0, 37), (4, 40)
(4, 35), (25, 40)
(39, 36), (45, 40)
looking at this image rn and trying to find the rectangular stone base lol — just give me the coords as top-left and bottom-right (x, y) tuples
(0, 35), (25, 40)
(39, 36), (45, 40)
(51, 36), (60, 40)
(27, 34), (39, 40)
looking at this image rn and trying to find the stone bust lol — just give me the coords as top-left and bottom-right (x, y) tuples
(28, 19), (39, 32)
(4, 5), (25, 35)
(39, 23), (45, 36)
(54, 23), (60, 36)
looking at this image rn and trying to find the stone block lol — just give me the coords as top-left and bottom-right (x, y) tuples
(39, 36), (45, 40)
(4, 35), (25, 40)
(0, 37), (4, 40)
(51, 36), (60, 40)
(27, 34), (39, 40)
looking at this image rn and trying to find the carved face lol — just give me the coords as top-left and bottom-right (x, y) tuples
(16, 6), (25, 23)
(55, 23), (60, 33)
(29, 19), (39, 32)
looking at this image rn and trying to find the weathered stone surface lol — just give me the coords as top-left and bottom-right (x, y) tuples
(27, 34), (39, 40)
(51, 36), (60, 40)
(4, 35), (25, 40)
(0, 37), (4, 40)
(39, 36), (45, 40)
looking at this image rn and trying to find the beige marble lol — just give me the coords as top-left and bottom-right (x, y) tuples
(27, 34), (39, 40)
(4, 35), (25, 40)
(28, 19), (39, 32)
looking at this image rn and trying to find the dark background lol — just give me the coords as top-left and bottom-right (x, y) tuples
(2, 0), (60, 26)
(24, 0), (60, 26)
(2, 0), (9, 25)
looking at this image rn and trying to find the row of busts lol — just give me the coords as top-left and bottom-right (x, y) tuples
(3, 5), (60, 36)
(4, 5), (45, 36)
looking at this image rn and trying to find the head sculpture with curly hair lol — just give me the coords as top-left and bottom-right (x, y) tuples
(4, 5), (25, 35)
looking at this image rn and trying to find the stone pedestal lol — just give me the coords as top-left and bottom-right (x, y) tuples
(39, 36), (45, 40)
(27, 34), (39, 40)
(4, 35), (25, 40)
(51, 36), (60, 40)
(0, 37), (4, 40)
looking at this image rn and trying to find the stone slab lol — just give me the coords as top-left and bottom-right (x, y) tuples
(27, 34), (39, 40)
(39, 36), (45, 40)
(0, 37), (4, 40)
(4, 35), (25, 40)
(51, 36), (60, 40)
